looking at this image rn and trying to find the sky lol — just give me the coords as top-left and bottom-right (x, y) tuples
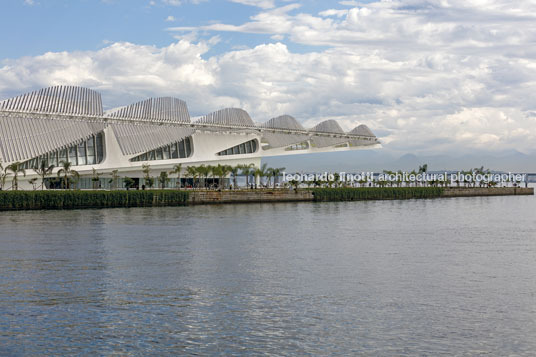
(1, 0), (535, 163)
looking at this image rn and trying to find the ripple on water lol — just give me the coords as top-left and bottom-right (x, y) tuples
(1, 195), (536, 355)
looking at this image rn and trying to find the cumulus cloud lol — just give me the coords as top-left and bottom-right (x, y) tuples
(2, 0), (536, 155)
(161, 0), (207, 5)
(228, 0), (276, 9)
(162, 0), (181, 5)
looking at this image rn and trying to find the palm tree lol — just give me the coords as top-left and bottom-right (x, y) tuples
(272, 167), (285, 189)
(208, 165), (217, 188)
(266, 167), (275, 188)
(229, 165), (241, 189)
(33, 160), (55, 190)
(171, 164), (182, 189)
(196, 165), (210, 189)
(57, 160), (79, 189)
(216, 164), (232, 189)
(254, 163), (268, 188)
(186, 166), (199, 188)
(240, 163), (254, 188)
(397, 170), (404, 187)
(209, 164), (222, 187)
(409, 169), (417, 187)
(333, 172), (341, 188)
(418, 164), (428, 187)
(7, 162), (26, 190)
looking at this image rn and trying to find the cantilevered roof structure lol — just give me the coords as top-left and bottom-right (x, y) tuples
(347, 124), (377, 147)
(261, 115), (306, 131)
(196, 108), (255, 127)
(108, 97), (194, 155)
(0, 85), (380, 189)
(349, 124), (375, 137)
(0, 85), (103, 116)
(108, 97), (190, 123)
(309, 120), (351, 148)
(0, 86), (106, 163)
(259, 115), (310, 149)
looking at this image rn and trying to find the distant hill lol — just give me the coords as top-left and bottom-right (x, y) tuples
(262, 149), (536, 173)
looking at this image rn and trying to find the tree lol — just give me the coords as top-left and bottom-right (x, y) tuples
(217, 165), (232, 189)
(57, 161), (79, 189)
(229, 165), (241, 189)
(171, 164), (182, 189)
(196, 165), (210, 188)
(333, 172), (341, 188)
(461, 170), (471, 187)
(186, 166), (198, 188)
(7, 162), (26, 190)
(254, 163), (268, 188)
(397, 170), (404, 187)
(271, 167), (285, 189)
(109, 170), (120, 190)
(406, 170), (416, 187)
(91, 168), (102, 189)
(206, 165), (215, 188)
(145, 177), (155, 189)
(418, 164), (428, 187)
(208, 165), (218, 188)
(158, 171), (170, 189)
(142, 163), (154, 189)
(266, 167), (275, 188)
(123, 177), (135, 190)
(29, 178), (38, 190)
(239, 164), (254, 188)
(289, 179), (300, 191)
(33, 160), (55, 190)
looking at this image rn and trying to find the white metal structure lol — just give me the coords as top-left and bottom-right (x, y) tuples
(0, 86), (380, 189)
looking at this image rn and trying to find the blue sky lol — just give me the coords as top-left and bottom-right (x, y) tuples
(1, 0), (357, 58)
(1, 0), (535, 160)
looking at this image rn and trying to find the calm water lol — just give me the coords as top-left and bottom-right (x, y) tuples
(1, 192), (536, 355)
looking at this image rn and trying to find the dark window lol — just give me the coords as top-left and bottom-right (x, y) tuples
(96, 133), (104, 163)
(129, 136), (193, 162)
(78, 141), (87, 166)
(171, 143), (178, 159)
(87, 136), (96, 165)
(217, 140), (258, 156)
(185, 137), (192, 157)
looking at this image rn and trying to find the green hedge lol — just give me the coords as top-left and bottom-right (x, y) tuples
(0, 190), (189, 210)
(311, 187), (444, 202)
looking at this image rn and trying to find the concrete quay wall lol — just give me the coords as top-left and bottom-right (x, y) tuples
(188, 187), (533, 204)
(442, 187), (533, 197)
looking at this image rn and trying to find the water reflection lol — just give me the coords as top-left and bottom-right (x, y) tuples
(1, 194), (536, 354)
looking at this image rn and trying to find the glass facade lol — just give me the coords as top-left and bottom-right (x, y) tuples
(21, 132), (105, 170)
(217, 139), (258, 156)
(130, 137), (193, 162)
(285, 141), (309, 151)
